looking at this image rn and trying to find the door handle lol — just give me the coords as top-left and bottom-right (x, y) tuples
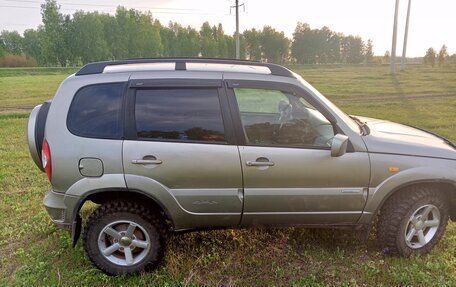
(131, 158), (162, 165)
(246, 160), (275, 167)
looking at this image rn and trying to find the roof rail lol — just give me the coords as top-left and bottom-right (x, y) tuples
(75, 57), (295, 78)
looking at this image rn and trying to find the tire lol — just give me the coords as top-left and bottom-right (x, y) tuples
(377, 185), (449, 257)
(83, 201), (168, 275)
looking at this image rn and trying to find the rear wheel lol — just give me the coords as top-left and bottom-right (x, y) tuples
(377, 185), (449, 257)
(83, 201), (168, 275)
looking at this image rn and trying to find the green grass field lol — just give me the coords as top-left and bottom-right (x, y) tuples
(0, 64), (455, 286)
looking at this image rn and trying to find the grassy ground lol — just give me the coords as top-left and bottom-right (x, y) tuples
(0, 67), (77, 111)
(0, 64), (455, 286)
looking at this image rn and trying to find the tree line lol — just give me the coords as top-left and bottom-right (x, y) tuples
(0, 0), (374, 66)
(423, 45), (451, 67)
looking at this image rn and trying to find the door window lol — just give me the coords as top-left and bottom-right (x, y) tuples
(234, 88), (334, 147)
(135, 88), (226, 143)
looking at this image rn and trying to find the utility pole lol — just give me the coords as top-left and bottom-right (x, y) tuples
(401, 0), (412, 71)
(391, 0), (400, 74)
(231, 0), (244, 59)
(235, 0), (240, 59)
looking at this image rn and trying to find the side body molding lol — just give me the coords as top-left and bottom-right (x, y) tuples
(123, 174), (242, 230)
(66, 174), (237, 231)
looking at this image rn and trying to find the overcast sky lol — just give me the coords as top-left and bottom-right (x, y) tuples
(1, 0), (455, 57)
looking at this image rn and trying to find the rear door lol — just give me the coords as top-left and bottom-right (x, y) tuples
(122, 79), (243, 227)
(225, 80), (370, 225)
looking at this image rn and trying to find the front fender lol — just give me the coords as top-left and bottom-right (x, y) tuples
(359, 166), (456, 224)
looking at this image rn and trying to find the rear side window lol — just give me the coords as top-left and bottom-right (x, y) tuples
(135, 89), (226, 143)
(67, 83), (124, 139)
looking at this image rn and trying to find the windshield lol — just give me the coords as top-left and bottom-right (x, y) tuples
(294, 72), (361, 134)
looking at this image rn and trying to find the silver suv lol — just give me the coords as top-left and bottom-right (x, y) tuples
(27, 58), (456, 275)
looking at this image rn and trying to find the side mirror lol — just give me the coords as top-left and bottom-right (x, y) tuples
(331, 134), (349, 157)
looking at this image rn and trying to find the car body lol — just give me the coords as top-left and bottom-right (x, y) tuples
(27, 58), (456, 275)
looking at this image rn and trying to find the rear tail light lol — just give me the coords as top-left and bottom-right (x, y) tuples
(42, 139), (52, 181)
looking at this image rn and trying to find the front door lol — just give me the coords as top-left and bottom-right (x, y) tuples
(227, 83), (370, 225)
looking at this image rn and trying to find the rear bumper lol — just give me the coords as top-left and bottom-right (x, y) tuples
(43, 188), (80, 231)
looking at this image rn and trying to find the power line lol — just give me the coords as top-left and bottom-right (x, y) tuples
(3, 0), (219, 12)
(0, 4), (224, 15)
(0, 23), (32, 26)
(0, 4), (36, 9)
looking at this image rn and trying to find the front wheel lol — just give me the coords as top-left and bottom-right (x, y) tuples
(83, 201), (168, 275)
(377, 185), (449, 257)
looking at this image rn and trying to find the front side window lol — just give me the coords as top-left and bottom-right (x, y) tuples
(234, 88), (334, 147)
(135, 88), (226, 143)
(67, 83), (124, 139)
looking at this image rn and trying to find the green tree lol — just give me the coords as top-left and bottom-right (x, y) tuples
(158, 22), (174, 56)
(179, 25), (201, 57)
(22, 28), (44, 64)
(364, 39), (374, 64)
(187, 27), (202, 56)
(135, 12), (163, 57)
(200, 22), (217, 57)
(341, 35), (365, 64)
(424, 47), (436, 67)
(261, 26), (289, 63)
(0, 42), (5, 57)
(108, 8), (162, 59)
(71, 12), (111, 63)
(40, 0), (70, 66)
(163, 22), (200, 57)
(110, 7), (130, 59)
(243, 28), (262, 60)
(326, 30), (341, 64)
(214, 24), (231, 58)
(291, 22), (312, 64)
(99, 13), (118, 60)
(0, 30), (23, 55)
(437, 45), (448, 67)
(291, 23), (341, 64)
(315, 26), (340, 64)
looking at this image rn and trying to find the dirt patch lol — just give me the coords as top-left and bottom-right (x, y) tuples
(337, 93), (456, 104)
(0, 107), (33, 114)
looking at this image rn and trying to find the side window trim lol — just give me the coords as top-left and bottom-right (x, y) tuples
(224, 84), (248, 146)
(124, 79), (237, 145)
(225, 80), (340, 150)
(124, 86), (137, 141)
(129, 78), (223, 88)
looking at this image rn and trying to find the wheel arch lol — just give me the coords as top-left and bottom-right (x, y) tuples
(375, 181), (452, 256)
(368, 180), (456, 223)
(71, 188), (174, 246)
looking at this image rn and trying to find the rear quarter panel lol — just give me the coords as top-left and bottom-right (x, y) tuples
(45, 73), (130, 192)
